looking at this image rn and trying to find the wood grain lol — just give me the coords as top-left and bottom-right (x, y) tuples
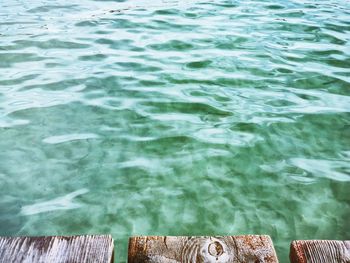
(290, 240), (350, 263)
(0, 235), (114, 263)
(128, 235), (279, 263)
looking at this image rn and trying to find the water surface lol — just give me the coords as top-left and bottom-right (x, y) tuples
(0, 0), (350, 262)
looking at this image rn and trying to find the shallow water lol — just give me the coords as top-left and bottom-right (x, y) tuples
(0, 0), (350, 261)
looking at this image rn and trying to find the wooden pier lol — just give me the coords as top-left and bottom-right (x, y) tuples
(0, 234), (349, 262)
(128, 235), (278, 263)
(290, 240), (350, 263)
(0, 235), (114, 263)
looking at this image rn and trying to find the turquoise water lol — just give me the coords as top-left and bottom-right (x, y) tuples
(1, 0), (350, 261)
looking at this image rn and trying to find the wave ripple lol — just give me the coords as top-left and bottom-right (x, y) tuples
(1, 0), (350, 261)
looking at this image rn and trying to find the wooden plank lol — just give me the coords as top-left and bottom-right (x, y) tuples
(128, 235), (279, 263)
(290, 240), (350, 263)
(0, 235), (114, 263)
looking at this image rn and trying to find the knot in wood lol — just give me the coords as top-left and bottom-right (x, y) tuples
(208, 241), (224, 257)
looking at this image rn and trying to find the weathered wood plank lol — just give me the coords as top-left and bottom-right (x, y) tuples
(290, 240), (350, 263)
(128, 235), (279, 263)
(0, 235), (114, 263)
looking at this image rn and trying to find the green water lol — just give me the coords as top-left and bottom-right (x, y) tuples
(1, 0), (350, 261)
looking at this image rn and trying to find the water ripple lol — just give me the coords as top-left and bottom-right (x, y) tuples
(0, 0), (349, 262)
(21, 189), (89, 216)
(289, 158), (350, 182)
(43, 133), (99, 144)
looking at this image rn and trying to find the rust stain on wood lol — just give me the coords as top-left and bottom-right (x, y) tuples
(128, 235), (279, 263)
(290, 240), (350, 263)
(0, 235), (114, 263)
